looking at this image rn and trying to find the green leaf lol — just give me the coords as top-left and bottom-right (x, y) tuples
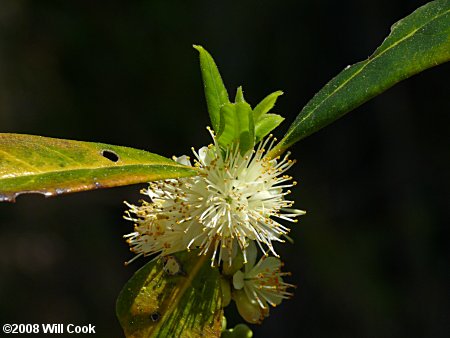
(234, 86), (246, 103)
(217, 103), (238, 147)
(255, 114), (285, 143)
(253, 90), (283, 121)
(0, 134), (197, 202)
(194, 45), (230, 132)
(236, 102), (255, 154)
(116, 251), (223, 338)
(217, 102), (255, 154)
(269, 0), (450, 157)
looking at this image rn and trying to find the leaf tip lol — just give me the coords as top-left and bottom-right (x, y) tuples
(235, 86), (245, 103)
(192, 44), (204, 52)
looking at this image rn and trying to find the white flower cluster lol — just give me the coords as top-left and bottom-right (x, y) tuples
(124, 129), (304, 320)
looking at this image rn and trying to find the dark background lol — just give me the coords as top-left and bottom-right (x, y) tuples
(0, 1), (449, 337)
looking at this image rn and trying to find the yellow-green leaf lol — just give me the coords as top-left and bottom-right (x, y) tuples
(217, 102), (255, 154)
(253, 90), (283, 121)
(0, 134), (197, 202)
(254, 114), (284, 143)
(116, 251), (223, 338)
(234, 86), (246, 104)
(194, 45), (230, 132)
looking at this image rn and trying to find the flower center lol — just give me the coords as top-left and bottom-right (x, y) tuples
(225, 196), (233, 204)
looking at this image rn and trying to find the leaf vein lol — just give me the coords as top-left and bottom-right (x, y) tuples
(35, 143), (83, 166)
(147, 253), (209, 337)
(291, 7), (450, 131)
(0, 149), (42, 173)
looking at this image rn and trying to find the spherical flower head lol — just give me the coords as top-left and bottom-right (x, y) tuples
(232, 242), (294, 323)
(124, 128), (305, 266)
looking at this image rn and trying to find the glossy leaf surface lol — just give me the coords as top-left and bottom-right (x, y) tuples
(194, 45), (230, 132)
(270, 0), (450, 157)
(0, 134), (197, 202)
(253, 90), (283, 121)
(116, 252), (223, 338)
(255, 114), (285, 143)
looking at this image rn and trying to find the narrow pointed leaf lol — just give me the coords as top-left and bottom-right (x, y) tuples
(235, 86), (246, 103)
(269, 0), (450, 157)
(116, 251), (223, 338)
(253, 90), (283, 121)
(0, 134), (197, 202)
(255, 114), (285, 143)
(194, 45), (230, 132)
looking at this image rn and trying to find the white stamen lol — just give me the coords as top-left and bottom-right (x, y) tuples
(124, 130), (305, 266)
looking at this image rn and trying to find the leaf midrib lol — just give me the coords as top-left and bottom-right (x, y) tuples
(206, 55), (226, 131)
(0, 164), (197, 183)
(288, 7), (450, 135)
(147, 253), (210, 337)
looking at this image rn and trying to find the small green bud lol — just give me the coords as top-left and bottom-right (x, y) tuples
(232, 289), (267, 324)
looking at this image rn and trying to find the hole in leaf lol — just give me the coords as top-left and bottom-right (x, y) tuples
(101, 149), (119, 162)
(150, 312), (161, 322)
